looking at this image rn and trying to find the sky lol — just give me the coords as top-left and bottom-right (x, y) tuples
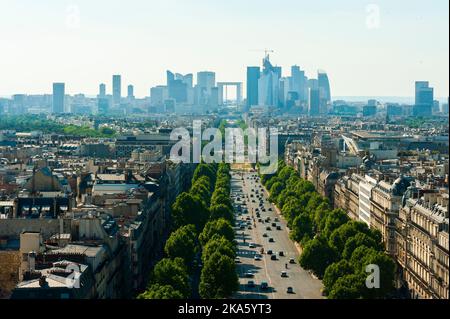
(0, 0), (448, 99)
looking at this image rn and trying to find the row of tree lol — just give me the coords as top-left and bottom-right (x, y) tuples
(138, 163), (238, 299)
(261, 161), (396, 299)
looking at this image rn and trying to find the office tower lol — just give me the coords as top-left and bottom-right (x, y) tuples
(433, 100), (440, 114)
(308, 79), (320, 116)
(52, 82), (65, 113)
(150, 86), (168, 106)
(441, 98), (449, 114)
(363, 104), (377, 117)
(291, 66), (307, 102)
(258, 54), (280, 107)
(318, 70), (331, 114)
(99, 83), (106, 98)
(112, 75), (122, 106)
(387, 103), (403, 116)
(97, 98), (109, 115)
(246, 66), (260, 111)
(196, 71), (216, 106)
(414, 81), (433, 117)
(167, 71), (188, 103)
(127, 85), (134, 99)
(209, 87), (219, 110)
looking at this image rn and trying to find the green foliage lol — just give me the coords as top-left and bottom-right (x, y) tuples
(137, 284), (184, 299)
(299, 236), (337, 278)
(193, 164), (216, 186)
(323, 259), (354, 295)
(290, 213), (314, 243)
(210, 204), (234, 223)
(164, 225), (198, 267)
(342, 232), (381, 260)
(151, 258), (191, 298)
(199, 252), (239, 299)
(171, 192), (210, 232)
(269, 182), (284, 203)
(201, 235), (236, 264)
(328, 221), (371, 256)
(327, 274), (366, 299)
(323, 209), (350, 238)
(199, 218), (234, 246)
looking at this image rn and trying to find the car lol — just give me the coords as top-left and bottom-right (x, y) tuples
(287, 287), (294, 294)
(235, 257), (241, 263)
(263, 233), (268, 238)
(272, 223), (277, 227)
(279, 251), (285, 257)
(262, 208), (266, 212)
(254, 254), (262, 261)
(266, 226), (272, 231)
(270, 255), (277, 261)
(267, 250), (273, 255)
(258, 218), (262, 223)
(249, 243), (256, 248)
(245, 271), (254, 278)
(260, 282), (269, 290)
(252, 200), (256, 203)
(247, 280), (255, 288)
(247, 226), (252, 230)
(240, 225), (245, 230)
(289, 258), (295, 264)
(268, 208), (273, 211)
(274, 218), (279, 222)
(268, 238), (275, 243)
(277, 226), (282, 230)
(281, 271), (288, 278)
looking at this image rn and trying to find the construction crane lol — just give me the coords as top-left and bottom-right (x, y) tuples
(250, 48), (275, 58)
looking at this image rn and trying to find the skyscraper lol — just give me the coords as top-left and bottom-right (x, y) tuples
(290, 66), (307, 102)
(308, 79), (320, 116)
(196, 71), (216, 106)
(127, 85), (134, 99)
(52, 82), (65, 113)
(246, 66), (260, 111)
(414, 81), (434, 117)
(99, 83), (106, 98)
(318, 71), (331, 114)
(167, 71), (190, 103)
(112, 75), (121, 106)
(258, 54), (280, 107)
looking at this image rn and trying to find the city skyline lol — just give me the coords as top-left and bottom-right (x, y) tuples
(0, 0), (448, 98)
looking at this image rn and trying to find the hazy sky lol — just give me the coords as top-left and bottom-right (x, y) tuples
(0, 0), (448, 99)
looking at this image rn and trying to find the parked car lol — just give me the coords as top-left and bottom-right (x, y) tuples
(247, 280), (255, 288)
(271, 255), (277, 261)
(287, 287), (294, 294)
(269, 238), (275, 243)
(289, 258), (295, 264)
(281, 271), (288, 278)
(279, 251), (285, 257)
(260, 282), (269, 290)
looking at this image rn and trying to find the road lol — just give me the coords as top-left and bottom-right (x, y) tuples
(231, 169), (324, 299)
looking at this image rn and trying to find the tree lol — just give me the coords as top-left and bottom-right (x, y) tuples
(356, 250), (396, 298)
(327, 274), (365, 299)
(269, 182), (284, 203)
(151, 258), (190, 298)
(290, 213), (314, 243)
(342, 232), (381, 260)
(323, 259), (354, 295)
(164, 225), (198, 267)
(314, 202), (331, 232)
(202, 235), (235, 263)
(193, 164), (216, 186)
(190, 176), (212, 205)
(199, 218), (234, 246)
(278, 166), (296, 181)
(171, 192), (210, 231)
(138, 284), (184, 299)
(328, 221), (372, 255)
(210, 204), (234, 222)
(211, 190), (232, 209)
(281, 197), (303, 226)
(299, 236), (337, 278)
(322, 209), (350, 238)
(199, 252), (239, 299)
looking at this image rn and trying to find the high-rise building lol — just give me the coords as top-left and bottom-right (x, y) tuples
(290, 66), (307, 102)
(99, 83), (106, 98)
(196, 71), (216, 106)
(246, 66), (260, 111)
(318, 70), (331, 114)
(150, 86), (168, 106)
(258, 54), (280, 107)
(52, 82), (65, 113)
(112, 75), (122, 106)
(167, 71), (188, 103)
(414, 81), (433, 117)
(12, 94), (26, 115)
(308, 79), (320, 116)
(97, 98), (109, 115)
(127, 85), (134, 99)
